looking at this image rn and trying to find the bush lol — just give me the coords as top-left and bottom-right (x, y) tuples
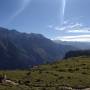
(68, 69), (74, 73)
(58, 76), (64, 80)
(67, 76), (71, 79)
(75, 68), (79, 71)
(58, 69), (66, 72)
(81, 72), (87, 75)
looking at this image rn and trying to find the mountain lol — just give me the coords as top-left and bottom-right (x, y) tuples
(0, 27), (76, 69)
(64, 50), (90, 59)
(54, 40), (90, 50)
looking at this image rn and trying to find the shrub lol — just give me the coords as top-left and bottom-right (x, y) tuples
(81, 72), (87, 75)
(68, 69), (74, 73)
(58, 69), (66, 72)
(75, 68), (79, 71)
(58, 76), (64, 80)
(67, 76), (71, 79)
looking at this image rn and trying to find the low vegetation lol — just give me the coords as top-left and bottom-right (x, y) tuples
(0, 56), (90, 90)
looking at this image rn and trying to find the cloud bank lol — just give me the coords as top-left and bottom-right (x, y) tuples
(48, 22), (90, 33)
(54, 23), (90, 33)
(49, 21), (90, 42)
(54, 35), (90, 42)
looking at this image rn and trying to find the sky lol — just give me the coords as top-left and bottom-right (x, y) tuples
(0, 0), (90, 42)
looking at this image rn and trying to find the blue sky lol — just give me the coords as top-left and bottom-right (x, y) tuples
(0, 0), (90, 42)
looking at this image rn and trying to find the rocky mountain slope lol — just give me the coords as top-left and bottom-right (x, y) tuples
(0, 27), (76, 69)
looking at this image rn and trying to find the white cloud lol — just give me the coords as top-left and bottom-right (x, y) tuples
(54, 23), (83, 31)
(68, 29), (90, 33)
(51, 22), (90, 33)
(10, 0), (31, 21)
(63, 20), (68, 25)
(48, 25), (53, 28)
(54, 35), (90, 42)
(49, 22), (90, 42)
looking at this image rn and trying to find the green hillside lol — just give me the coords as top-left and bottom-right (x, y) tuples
(0, 56), (90, 90)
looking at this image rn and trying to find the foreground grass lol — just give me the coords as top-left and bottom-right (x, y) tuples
(0, 56), (90, 90)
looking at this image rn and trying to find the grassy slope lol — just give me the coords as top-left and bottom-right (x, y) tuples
(0, 56), (90, 90)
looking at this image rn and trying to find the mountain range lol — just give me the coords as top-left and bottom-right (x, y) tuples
(0, 27), (76, 69)
(54, 40), (90, 50)
(64, 50), (90, 59)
